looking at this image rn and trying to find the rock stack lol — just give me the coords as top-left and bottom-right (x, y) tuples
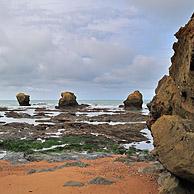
(58, 92), (79, 108)
(147, 14), (194, 193)
(123, 91), (143, 110)
(16, 93), (31, 106)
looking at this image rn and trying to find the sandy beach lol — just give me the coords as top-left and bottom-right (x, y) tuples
(0, 156), (158, 194)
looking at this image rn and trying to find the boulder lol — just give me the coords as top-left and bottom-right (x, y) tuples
(58, 92), (78, 108)
(123, 91), (143, 110)
(152, 115), (194, 182)
(16, 93), (31, 106)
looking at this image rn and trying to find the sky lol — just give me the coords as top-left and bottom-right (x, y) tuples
(0, 0), (193, 100)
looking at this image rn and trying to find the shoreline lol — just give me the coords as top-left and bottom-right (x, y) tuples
(0, 103), (158, 194)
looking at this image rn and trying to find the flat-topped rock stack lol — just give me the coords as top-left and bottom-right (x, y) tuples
(16, 93), (31, 106)
(147, 14), (194, 193)
(58, 91), (79, 108)
(123, 91), (143, 110)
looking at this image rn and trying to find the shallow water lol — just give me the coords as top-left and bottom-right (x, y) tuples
(0, 99), (150, 109)
(123, 128), (154, 151)
(76, 111), (120, 117)
(79, 121), (146, 125)
(0, 151), (6, 159)
(33, 144), (68, 152)
(0, 112), (54, 125)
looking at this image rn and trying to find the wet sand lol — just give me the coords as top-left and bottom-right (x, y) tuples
(0, 156), (159, 194)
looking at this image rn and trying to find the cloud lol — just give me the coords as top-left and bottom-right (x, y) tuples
(0, 0), (192, 100)
(94, 55), (165, 88)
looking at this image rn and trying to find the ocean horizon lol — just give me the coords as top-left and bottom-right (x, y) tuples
(0, 99), (151, 108)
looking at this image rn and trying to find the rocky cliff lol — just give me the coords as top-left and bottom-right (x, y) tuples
(147, 14), (194, 193)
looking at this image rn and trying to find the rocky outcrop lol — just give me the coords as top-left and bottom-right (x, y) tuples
(58, 92), (78, 108)
(16, 93), (31, 106)
(5, 111), (32, 118)
(146, 75), (178, 129)
(147, 14), (194, 192)
(123, 91), (143, 110)
(148, 15), (194, 126)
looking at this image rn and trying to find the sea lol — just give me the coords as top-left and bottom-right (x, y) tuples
(0, 100), (150, 110)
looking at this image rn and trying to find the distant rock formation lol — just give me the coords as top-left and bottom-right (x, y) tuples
(16, 93), (31, 106)
(123, 91), (143, 110)
(58, 92), (79, 108)
(147, 14), (194, 192)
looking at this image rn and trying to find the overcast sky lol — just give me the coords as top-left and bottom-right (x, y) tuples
(0, 0), (193, 100)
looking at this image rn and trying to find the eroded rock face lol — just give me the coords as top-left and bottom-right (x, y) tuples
(123, 91), (143, 110)
(148, 15), (194, 126)
(147, 14), (194, 191)
(16, 93), (31, 106)
(58, 92), (78, 108)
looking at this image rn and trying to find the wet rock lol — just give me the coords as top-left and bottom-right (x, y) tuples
(64, 181), (84, 187)
(119, 105), (124, 108)
(0, 104), (148, 143)
(3, 152), (28, 164)
(88, 177), (114, 185)
(0, 119), (147, 144)
(5, 111), (32, 118)
(33, 112), (50, 118)
(16, 93), (31, 106)
(4, 122), (33, 128)
(0, 122), (5, 124)
(58, 92), (78, 108)
(0, 107), (8, 111)
(24, 152), (112, 163)
(0, 104), (149, 164)
(63, 161), (89, 168)
(52, 113), (76, 122)
(123, 91), (143, 110)
(79, 111), (149, 123)
(27, 164), (68, 175)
